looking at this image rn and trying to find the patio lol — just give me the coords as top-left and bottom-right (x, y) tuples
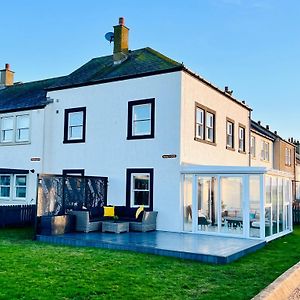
(36, 230), (265, 264)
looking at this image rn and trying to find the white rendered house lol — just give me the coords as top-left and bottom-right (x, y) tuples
(0, 18), (293, 240)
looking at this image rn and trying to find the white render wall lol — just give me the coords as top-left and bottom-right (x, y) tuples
(250, 130), (274, 169)
(0, 109), (45, 205)
(45, 72), (183, 231)
(180, 72), (251, 167)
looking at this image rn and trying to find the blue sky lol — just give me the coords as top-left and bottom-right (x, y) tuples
(1, 0), (299, 139)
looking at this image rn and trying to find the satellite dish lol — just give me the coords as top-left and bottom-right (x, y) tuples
(105, 32), (114, 43)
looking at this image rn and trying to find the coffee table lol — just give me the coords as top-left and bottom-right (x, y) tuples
(102, 221), (129, 234)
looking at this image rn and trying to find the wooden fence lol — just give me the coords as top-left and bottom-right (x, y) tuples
(0, 205), (36, 228)
(293, 201), (300, 225)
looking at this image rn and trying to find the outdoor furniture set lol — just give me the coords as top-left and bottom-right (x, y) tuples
(69, 206), (158, 233)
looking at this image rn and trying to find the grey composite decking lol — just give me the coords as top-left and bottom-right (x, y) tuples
(36, 231), (265, 264)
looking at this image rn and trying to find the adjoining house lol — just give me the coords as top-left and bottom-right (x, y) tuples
(249, 120), (295, 239)
(292, 140), (300, 201)
(0, 65), (64, 206)
(0, 18), (294, 241)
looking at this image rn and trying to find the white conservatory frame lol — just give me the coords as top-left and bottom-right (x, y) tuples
(181, 165), (293, 241)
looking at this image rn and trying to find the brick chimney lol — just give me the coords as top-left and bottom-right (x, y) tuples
(0, 64), (14, 87)
(113, 17), (129, 64)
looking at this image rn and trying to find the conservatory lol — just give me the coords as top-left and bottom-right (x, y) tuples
(181, 166), (293, 241)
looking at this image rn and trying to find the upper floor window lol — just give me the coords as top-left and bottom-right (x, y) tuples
(63, 107), (86, 144)
(285, 147), (291, 166)
(1, 116), (14, 143)
(261, 141), (270, 161)
(226, 119), (234, 149)
(0, 114), (30, 144)
(127, 98), (155, 140)
(16, 115), (30, 142)
(250, 135), (256, 158)
(206, 112), (215, 142)
(196, 108), (204, 139)
(238, 125), (246, 153)
(194, 103), (216, 144)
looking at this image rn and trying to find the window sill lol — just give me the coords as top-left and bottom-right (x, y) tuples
(194, 137), (216, 146)
(0, 141), (31, 146)
(63, 139), (85, 144)
(127, 134), (154, 140)
(226, 146), (235, 152)
(238, 150), (247, 154)
(0, 199), (27, 202)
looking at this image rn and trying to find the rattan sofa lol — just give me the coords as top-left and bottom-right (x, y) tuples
(70, 208), (158, 233)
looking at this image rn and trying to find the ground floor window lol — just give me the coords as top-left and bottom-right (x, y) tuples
(62, 169), (85, 176)
(0, 174), (27, 201)
(126, 168), (153, 210)
(15, 175), (27, 199)
(0, 175), (11, 198)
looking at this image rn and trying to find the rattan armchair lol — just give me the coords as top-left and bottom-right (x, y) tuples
(69, 210), (101, 233)
(129, 211), (158, 232)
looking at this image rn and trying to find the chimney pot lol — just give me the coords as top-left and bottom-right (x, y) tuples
(266, 125), (269, 130)
(119, 17), (125, 26)
(258, 121), (261, 125)
(274, 131), (277, 135)
(5, 63), (10, 70)
(225, 86), (229, 92)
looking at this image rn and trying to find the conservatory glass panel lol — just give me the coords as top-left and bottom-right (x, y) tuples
(249, 175), (261, 238)
(197, 177), (218, 233)
(278, 178), (283, 233)
(265, 206), (272, 237)
(220, 177), (243, 235)
(265, 176), (271, 204)
(284, 179), (292, 230)
(272, 177), (278, 234)
(183, 175), (193, 232)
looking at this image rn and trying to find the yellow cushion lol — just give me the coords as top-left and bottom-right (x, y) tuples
(104, 206), (114, 217)
(135, 205), (144, 219)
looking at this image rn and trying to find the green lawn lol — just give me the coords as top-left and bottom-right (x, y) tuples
(0, 227), (299, 300)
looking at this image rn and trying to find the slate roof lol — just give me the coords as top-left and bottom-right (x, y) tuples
(251, 120), (277, 141)
(251, 120), (295, 147)
(48, 47), (250, 110)
(0, 47), (250, 113)
(0, 76), (64, 113)
(48, 47), (182, 90)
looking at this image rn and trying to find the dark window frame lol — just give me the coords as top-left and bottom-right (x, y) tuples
(250, 135), (256, 158)
(62, 169), (85, 176)
(126, 168), (153, 211)
(63, 107), (86, 144)
(238, 123), (246, 154)
(194, 102), (216, 145)
(226, 117), (235, 151)
(127, 98), (155, 140)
